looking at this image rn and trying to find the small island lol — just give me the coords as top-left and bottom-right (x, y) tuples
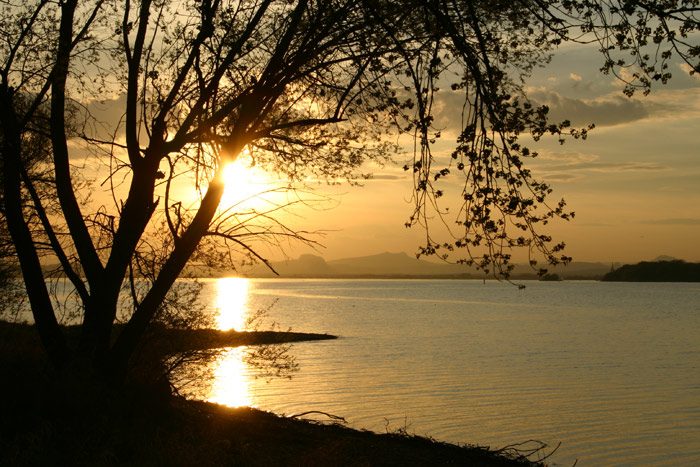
(602, 260), (700, 282)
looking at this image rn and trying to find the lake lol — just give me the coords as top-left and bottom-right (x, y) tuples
(174, 278), (700, 466)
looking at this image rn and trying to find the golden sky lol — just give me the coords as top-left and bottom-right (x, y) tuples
(78, 43), (699, 266)
(264, 44), (700, 264)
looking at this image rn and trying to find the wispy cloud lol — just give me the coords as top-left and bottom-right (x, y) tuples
(539, 173), (583, 182)
(678, 63), (700, 82)
(534, 150), (670, 172)
(533, 151), (672, 181)
(554, 161), (669, 172)
(365, 173), (408, 181)
(657, 186), (687, 192)
(535, 150), (598, 163)
(641, 218), (700, 226)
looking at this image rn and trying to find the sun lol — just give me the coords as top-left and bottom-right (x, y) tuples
(222, 161), (253, 193)
(220, 159), (273, 207)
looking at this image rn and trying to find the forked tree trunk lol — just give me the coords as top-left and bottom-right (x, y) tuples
(105, 168), (230, 382)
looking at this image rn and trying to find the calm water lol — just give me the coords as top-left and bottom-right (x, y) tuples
(175, 279), (700, 466)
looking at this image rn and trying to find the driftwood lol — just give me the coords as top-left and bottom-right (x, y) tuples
(289, 410), (348, 425)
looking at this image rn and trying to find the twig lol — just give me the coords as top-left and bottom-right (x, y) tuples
(497, 439), (563, 463)
(289, 411), (347, 424)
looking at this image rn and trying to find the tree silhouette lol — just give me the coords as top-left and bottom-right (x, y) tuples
(0, 0), (697, 382)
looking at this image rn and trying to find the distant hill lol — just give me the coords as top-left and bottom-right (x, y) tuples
(509, 261), (618, 280)
(245, 252), (477, 278)
(327, 252), (474, 277)
(243, 252), (617, 279)
(652, 255), (679, 262)
(602, 260), (700, 282)
(250, 254), (337, 277)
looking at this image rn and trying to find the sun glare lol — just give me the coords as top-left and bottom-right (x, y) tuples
(220, 159), (275, 208)
(215, 277), (250, 331)
(207, 347), (255, 408)
(208, 278), (255, 407)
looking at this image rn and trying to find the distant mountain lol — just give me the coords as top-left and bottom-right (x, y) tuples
(243, 252), (618, 279)
(602, 260), (700, 282)
(245, 252), (475, 278)
(327, 252), (474, 276)
(652, 255), (678, 262)
(250, 254), (336, 277)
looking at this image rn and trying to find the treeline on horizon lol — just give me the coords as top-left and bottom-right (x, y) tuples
(602, 260), (700, 282)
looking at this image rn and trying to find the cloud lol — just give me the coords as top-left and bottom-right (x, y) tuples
(657, 186), (686, 192)
(529, 89), (654, 127)
(82, 93), (127, 131)
(424, 83), (697, 138)
(533, 151), (595, 180)
(564, 161), (669, 172)
(678, 63), (698, 77)
(543, 160), (670, 173)
(569, 73), (582, 82)
(535, 150), (598, 163)
(365, 173), (408, 181)
(640, 218), (700, 226)
(539, 173), (583, 182)
(677, 63), (700, 85)
(431, 90), (470, 134)
(536, 160), (670, 184)
(532, 151), (672, 181)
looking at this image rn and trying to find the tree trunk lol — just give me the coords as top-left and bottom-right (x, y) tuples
(0, 90), (67, 366)
(106, 165), (230, 381)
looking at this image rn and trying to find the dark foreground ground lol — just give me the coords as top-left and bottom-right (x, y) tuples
(0, 322), (548, 466)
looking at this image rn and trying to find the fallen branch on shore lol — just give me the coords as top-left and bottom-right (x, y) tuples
(289, 410), (348, 424)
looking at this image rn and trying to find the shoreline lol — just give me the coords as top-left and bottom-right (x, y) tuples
(165, 396), (548, 466)
(0, 321), (545, 466)
(0, 320), (337, 347)
(154, 326), (338, 352)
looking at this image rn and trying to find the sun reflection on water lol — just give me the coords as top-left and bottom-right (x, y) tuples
(215, 277), (250, 331)
(207, 347), (256, 408)
(208, 277), (256, 407)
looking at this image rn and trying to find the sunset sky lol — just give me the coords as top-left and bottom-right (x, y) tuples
(80, 41), (700, 267)
(254, 43), (700, 265)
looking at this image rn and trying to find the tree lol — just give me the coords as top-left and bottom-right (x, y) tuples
(1, 0), (697, 384)
(0, 95), (57, 320)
